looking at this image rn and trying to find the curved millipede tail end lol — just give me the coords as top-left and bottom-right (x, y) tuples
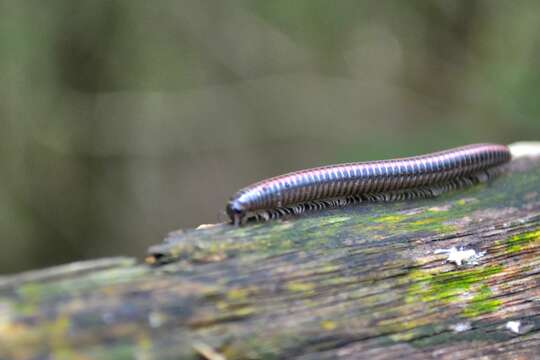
(226, 201), (245, 226)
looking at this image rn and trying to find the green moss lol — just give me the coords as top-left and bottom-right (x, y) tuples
(407, 214), (456, 233)
(506, 228), (540, 254)
(462, 284), (501, 318)
(407, 265), (502, 317)
(363, 208), (457, 236)
(15, 266), (149, 302)
(13, 301), (37, 317)
(187, 202), (471, 262)
(152, 162), (540, 267)
(16, 282), (42, 302)
(374, 214), (410, 224)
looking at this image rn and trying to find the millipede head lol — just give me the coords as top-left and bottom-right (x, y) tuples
(226, 201), (246, 226)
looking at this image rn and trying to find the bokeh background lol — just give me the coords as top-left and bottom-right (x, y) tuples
(2, 0), (540, 274)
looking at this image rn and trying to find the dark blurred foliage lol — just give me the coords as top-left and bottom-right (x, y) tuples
(1, 0), (539, 273)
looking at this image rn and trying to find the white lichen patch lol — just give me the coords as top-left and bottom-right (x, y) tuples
(504, 320), (534, 335)
(505, 320), (521, 334)
(148, 311), (165, 328)
(434, 246), (486, 266)
(508, 141), (540, 158)
(450, 322), (472, 333)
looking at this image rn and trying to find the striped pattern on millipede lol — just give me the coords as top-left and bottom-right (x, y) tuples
(226, 143), (511, 225)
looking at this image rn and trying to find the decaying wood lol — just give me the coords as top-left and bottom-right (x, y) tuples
(1, 145), (540, 359)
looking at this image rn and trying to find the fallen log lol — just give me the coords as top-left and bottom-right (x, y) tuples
(1, 143), (540, 359)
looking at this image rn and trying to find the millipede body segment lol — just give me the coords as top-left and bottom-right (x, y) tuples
(226, 143), (511, 225)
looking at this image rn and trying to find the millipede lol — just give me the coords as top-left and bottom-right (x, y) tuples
(226, 143), (511, 225)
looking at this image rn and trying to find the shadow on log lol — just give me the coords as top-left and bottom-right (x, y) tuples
(1, 144), (540, 359)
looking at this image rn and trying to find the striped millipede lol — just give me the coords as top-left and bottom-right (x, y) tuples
(226, 143), (511, 225)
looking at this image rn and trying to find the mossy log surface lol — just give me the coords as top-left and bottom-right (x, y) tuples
(2, 154), (540, 359)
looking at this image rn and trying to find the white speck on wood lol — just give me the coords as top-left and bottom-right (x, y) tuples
(505, 320), (521, 334)
(450, 322), (472, 333)
(434, 247), (485, 266)
(148, 311), (165, 328)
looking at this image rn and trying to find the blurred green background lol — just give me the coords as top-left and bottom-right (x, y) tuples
(2, 0), (539, 274)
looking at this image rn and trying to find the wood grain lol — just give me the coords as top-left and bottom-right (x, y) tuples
(1, 150), (539, 359)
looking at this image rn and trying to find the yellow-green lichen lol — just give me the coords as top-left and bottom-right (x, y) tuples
(216, 301), (255, 318)
(230, 306), (255, 317)
(506, 229), (540, 254)
(374, 214), (410, 224)
(15, 266), (149, 303)
(407, 265), (502, 317)
(320, 320), (337, 331)
(462, 284), (501, 318)
(226, 287), (254, 301)
(286, 281), (315, 293)
(357, 207), (460, 236)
